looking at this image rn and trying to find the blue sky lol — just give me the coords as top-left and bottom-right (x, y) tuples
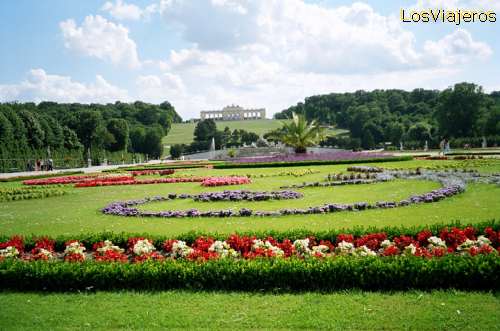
(0, 0), (499, 119)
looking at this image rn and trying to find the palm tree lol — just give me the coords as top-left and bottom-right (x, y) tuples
(271, 113), (326, 153)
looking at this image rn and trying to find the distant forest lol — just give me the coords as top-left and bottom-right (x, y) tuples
(275, 82), (500, 150)
(0, 101), (181, 171)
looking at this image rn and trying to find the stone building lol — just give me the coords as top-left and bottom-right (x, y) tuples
(200, 105), (266, 121)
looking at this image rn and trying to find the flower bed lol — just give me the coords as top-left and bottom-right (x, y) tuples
(347, 166), (384, 173)
(201, 176), (251, 187)
(232, 151), (394, 163)
(23, 175), (97, 185)
(2, 226), (499, 262)
(0, 186), (68, 202)
(246, 169), (320, 178)
(129, 169), (175, 176)
(1, 226), (500, 291)
(213, 155), (413, 169)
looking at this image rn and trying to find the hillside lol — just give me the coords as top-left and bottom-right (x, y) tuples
(162, 119), (347, 147)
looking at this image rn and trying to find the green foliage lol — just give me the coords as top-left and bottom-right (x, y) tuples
(1, 254), (499, 291)
(0, 101), (181, 171)
(270, 113), (326, 153)
(213, 156), (413, 169)
(170, 144), (185, 159)
(0, 186), (68, 202)
(275, 83), (500, 148)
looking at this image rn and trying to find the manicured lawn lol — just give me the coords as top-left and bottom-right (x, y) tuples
(1, 160), (499, 237)
(0, 290), (499, 330)
(1, 158), (499, 330)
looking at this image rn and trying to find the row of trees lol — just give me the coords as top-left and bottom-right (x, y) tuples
(170, 119), (261, 158)
(275, 83), (500, 149)
(0, 101), (181, 171)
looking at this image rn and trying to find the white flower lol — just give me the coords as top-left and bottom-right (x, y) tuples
(311, 245), (330, 257)
(133, 239), (155, 256)
(428, 236), (446, 248)
(403, 244), (417, 256)
(0, 246), (19, 258)
(252, 239), (284, 257)
(170, 240), (193, 258)
(293, 239), (311, 256)
(209, 240), (239, 258)
(457, 239), (476, 251)
(355, 245), (376, 257)
(97, 240), (124, 254)
(335, 241), (355, 255)
(64, 241), (86, 256)
(38, 248), (55, 260)
(380, 240), (393, 249)
(477, 235), (491, 247)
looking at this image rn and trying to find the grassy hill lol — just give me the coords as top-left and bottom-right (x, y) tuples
(163, 119), (347, 147)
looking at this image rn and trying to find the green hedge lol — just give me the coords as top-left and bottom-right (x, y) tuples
(0, 171), (84, 183)
(3, 220), (498, 252)
(1, 255), (499, 291)
(213, 156), (413, 169)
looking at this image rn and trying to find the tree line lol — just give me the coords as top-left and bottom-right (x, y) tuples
(275, 82), (500, 149)
(0, 101), (181, 172)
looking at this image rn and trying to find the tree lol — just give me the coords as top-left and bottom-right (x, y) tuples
(272, 113), (326, 153)
(362, 130), (375, 149)
(130, 126), (146, 154)
(170, 144), (185, 159)
(406, 122), (432, 142)
(143, 128), (163, 159)
(241, 131), (259, 145)
(436, 83), (485, 137)
(106, 119), (129, 151)
(75, 111), (102, 150)
(193, 119), (217, 142)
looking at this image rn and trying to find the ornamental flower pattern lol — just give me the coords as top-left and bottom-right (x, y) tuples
(1, 226), (499, 263)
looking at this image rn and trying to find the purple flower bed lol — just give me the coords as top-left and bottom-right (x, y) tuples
(101, 184), (464, 219)
(232, 151), (393, 163)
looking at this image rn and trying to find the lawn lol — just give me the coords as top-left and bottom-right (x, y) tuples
(162, 119), (347, 146)
(1, 291), (499, 330)
(1, 158), (499, 330)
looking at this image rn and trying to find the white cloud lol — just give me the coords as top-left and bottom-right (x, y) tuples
(60, 15), (141, 68)
(423, 29), (492, 66)
(0, 69), (129, 103)
(147, 0), (494, 119)
(101, 0), (158, 20)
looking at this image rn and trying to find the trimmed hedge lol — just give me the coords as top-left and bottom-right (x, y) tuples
(1, 255), (499, 291)
(0, 171), (84, 183)
(3, 220), (498, 252)
(213, 156), (413, 169)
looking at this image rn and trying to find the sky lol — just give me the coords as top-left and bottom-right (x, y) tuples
(0, 0), (499, 120)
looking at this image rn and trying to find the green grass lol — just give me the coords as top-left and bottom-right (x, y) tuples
(1, 158), (499, 329)
(162, 119), (347, 146)
(1, 159), (499, 237)
(0, 290), (499, 330)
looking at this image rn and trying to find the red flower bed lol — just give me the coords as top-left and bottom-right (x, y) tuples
(2, 226), (500, 263)
(201, 176), (251, 187)
(23, 175), (96, 185)
(75, 176), (206, 187)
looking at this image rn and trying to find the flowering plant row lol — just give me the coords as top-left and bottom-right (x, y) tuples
(0, 186), (67, 202)
(129, 169), (175, 176)
(324, 172), (378, 182)
(245, 169), (320, 178)
(346, 166), (384, 173)
(23, 175), (97, 185)
(102, 179), (463, 218)
(2, 226), (500, 263)
(201, 176), (251, 187)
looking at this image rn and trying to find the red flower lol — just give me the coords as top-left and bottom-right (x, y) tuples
(0, 236), (24, 253)
(382, 245), (399, 256)
(336, 234), (354, 244)
(355, 233), (387, 250)
(416, 230), (432, 246)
